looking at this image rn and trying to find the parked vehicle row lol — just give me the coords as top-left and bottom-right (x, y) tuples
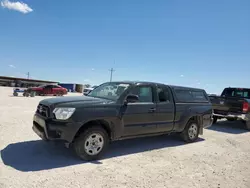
(32, 81), (213, 161)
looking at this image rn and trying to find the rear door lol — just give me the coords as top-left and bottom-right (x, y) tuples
(155, 84), (175, 132)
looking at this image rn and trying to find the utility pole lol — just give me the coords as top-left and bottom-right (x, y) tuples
(26, 72), (30, 79)
(109, 68), (115, 82)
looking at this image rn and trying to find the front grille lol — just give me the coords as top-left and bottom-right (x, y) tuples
(36, 104), (50, 117)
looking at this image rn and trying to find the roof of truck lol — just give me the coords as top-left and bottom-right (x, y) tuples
(108, 81), (205, 91)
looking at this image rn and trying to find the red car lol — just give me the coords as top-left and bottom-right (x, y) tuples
(24, 84), (68, 96)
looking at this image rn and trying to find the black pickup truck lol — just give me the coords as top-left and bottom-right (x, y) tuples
(209, 87), (250, 130)
(32, 81), (213, 161)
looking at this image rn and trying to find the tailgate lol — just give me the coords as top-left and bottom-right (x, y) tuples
(209, 96), (244, 114)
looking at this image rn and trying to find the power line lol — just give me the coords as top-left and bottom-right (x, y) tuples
(109, 68), (115, 82)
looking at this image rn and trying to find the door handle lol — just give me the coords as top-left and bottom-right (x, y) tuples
(148, 108), (156, 113)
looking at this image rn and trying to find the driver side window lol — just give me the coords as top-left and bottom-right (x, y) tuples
(129, 86), (153, 102)
(44, 85), (53, 89)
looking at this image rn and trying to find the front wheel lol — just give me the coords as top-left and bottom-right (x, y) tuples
(73, 126), (109, 161)
(180, 120), (200, 143)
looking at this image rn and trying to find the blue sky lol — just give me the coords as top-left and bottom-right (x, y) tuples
(0, 0), (249, 94)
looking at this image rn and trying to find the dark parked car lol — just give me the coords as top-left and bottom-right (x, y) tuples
(209, 87), (250, 130)
(32, 81), (213, 160)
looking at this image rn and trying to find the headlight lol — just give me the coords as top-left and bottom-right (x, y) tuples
(53, 108), (75, 120)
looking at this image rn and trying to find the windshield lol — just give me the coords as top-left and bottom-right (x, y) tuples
(88, 82), (131, 100)
(38, 84), (46, 88)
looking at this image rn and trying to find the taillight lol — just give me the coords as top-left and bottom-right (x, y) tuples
(243, 101), (249, 112)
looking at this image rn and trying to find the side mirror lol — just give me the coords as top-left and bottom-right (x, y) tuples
(125, 94), (139, 104)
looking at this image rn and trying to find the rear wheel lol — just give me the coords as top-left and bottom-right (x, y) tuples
(180, 120), (200, 143)
(58, 91), (64, 96)
(73, 126), (109, 161)
(30, 91), (36, 97)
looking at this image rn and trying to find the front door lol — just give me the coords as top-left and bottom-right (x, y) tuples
(122, 85), (158, 136)
(43, 85), (53, 95)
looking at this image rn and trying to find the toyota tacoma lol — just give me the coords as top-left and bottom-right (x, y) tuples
(32, 81), (213, 161)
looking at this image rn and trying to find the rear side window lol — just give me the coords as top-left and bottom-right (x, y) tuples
(174, 89), (208, 102)
(192, 91), (207, 101)
(157, 85), (171, 102)
(222, 88), (250, 98)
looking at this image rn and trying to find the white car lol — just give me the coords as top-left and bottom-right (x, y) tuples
(83, 87), (94, 95)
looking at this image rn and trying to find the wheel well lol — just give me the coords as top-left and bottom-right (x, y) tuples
(73, 120), (112, 142)
(188, 115), (203, 134)
(189, 116), (199, 123)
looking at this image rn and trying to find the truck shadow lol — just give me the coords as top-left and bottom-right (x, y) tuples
(207, 120), (248, 134)
(0, 135), (204, 172)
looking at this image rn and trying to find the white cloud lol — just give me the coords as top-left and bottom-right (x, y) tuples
(83, 79), (90, 82)
(180, 75), (184, 77)
(91, 68), (95, 71)
(9, 64), (15, 68)
(1, 0), (33, 14)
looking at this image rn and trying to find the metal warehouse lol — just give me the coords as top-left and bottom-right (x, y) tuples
(0, 76), (58, 88)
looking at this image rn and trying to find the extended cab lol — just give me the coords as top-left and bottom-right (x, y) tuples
(209, 87), (250, 130)
(32, 81), (213, 161)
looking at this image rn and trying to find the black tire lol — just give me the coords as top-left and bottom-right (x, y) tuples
(180, 120), (200, 143)
(213, 116), (218, 124)
(226, 117), (237, 121)
(73, 126), (109, 161)
(13, 92), (18, 96)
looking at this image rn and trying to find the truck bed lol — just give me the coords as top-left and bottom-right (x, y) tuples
(209, 95), (244, 115)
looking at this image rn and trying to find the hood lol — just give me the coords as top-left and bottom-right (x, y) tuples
(39, 96), (114, 106)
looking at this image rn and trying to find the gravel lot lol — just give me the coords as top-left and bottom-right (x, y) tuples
(0, 86), (250, 188)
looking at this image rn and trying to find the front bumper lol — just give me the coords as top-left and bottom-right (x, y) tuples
(32, 114), (81, 143)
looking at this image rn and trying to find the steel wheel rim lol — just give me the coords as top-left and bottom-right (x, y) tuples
(188, 123), (198, 139)
(84, 133), (104, 156)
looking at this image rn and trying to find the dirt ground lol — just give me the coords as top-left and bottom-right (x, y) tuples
(0, 86), (250, 188)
